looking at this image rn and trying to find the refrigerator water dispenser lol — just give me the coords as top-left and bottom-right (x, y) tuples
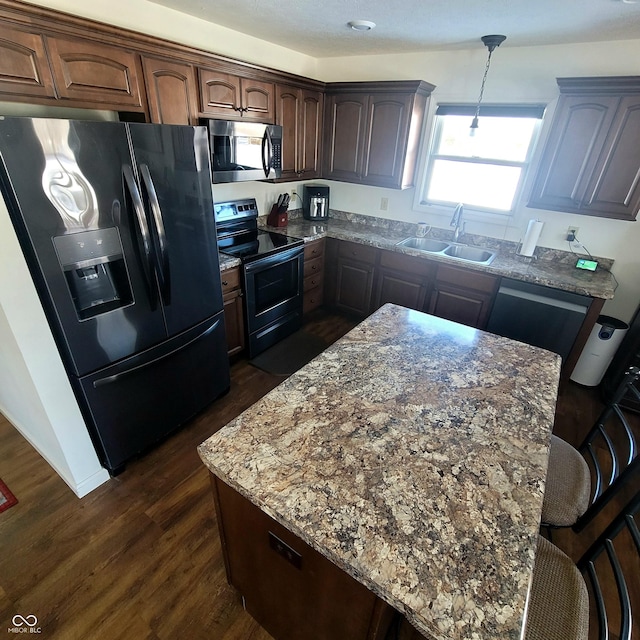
(54, 228), (132, 320)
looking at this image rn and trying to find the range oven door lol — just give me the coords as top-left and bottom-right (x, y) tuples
(243, 245), (304, 357)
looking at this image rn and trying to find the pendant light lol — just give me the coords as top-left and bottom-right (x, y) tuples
(470, 34), (506, 136)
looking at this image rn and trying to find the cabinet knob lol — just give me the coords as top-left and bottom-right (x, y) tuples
(222, 280), (228, 286)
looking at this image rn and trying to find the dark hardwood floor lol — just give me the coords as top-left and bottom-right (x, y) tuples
(0, 308), (636, 639)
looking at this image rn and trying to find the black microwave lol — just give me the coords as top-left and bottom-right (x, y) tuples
(203, 119), (282, 183)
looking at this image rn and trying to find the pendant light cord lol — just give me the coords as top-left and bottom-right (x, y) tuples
(473, 48), (494, 123)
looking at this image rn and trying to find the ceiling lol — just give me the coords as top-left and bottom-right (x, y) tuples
(147, 0), (640, 58)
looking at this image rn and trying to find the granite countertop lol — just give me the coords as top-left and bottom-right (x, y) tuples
(259, 211), (617, 299)
(219, 253), (241, 272)
(198, 304), (562, 640)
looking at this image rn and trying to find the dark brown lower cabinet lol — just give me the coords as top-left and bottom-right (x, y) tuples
(427, 264), (499, 329)
(303, 239), (325, 315)
(326, 240), (377, 316)
(373, 250), (435, 311)
(211, 475), (395, 640)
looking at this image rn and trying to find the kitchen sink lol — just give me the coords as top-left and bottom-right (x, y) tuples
(396, 237), (497, 265)
(396, 237), (450, 252)
(443, 244), (496, 265)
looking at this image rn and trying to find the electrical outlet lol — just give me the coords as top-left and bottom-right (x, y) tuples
(290, 189), (297, 199)
(380, 197), (389, 211)
(566, 226), (579, 241)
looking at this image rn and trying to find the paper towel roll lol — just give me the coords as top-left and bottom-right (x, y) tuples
(519, 219), (544, 257)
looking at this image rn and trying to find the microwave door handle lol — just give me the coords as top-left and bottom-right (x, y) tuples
(122, 164), (157, 309)
(262, 128), (272, 178)
(139, 164), (171, 305)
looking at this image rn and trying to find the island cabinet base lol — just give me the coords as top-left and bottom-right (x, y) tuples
(210, 474), (396, 640)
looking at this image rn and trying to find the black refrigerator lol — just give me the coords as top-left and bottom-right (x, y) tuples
(0, 117), (230, 473)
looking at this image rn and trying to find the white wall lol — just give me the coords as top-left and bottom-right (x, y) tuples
(0, 197), (110, 498)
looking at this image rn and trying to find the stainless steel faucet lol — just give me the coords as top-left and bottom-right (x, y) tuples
(450, 203), (465, 242)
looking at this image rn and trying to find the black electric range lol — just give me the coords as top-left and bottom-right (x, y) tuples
(214, 198), (305, 358)
(214, 198), (303, 261)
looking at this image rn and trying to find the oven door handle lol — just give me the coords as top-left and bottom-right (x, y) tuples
(244, 245), (303, 273)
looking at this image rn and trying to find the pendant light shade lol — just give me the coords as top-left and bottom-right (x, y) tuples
(470, 35), (506, 136)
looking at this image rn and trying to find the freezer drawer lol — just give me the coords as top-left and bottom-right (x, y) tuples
(486, 278), (591, 361)
(73, 312), (229, 472)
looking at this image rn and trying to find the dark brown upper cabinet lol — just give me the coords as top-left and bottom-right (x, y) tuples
(529, 76), (640, 221)
(275, 83), (323, 180)
(45, 36), (145, 109)
(0, 24), (56, 99)
(322, 81), (434, 189)
(198, 68), (274, 122)
(142, 56), (199, 125)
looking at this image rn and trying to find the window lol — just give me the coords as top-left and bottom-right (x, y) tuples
(419, 105), (544, 215)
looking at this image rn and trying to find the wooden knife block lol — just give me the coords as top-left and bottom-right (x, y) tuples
(267, 204), (288, 227)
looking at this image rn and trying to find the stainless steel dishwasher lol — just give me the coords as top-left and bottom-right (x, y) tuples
(486, 277), (591, 361)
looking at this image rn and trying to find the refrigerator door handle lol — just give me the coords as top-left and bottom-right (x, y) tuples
(123, 164), (157, 308)
(139, 164), (171, 305)
(261, 127), (272, 178)
(92, 316), (222, 388)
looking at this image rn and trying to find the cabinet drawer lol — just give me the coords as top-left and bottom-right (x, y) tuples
(380, 249), (435, 279)
(338, 241), (377, 264)
(304, 239), (325, 261)
(304, 288), (324, 314)
(435, 264), (498, 294)
(304, 255), (324, 279)
(304, 273), (324, 293)
(221, 267), (241, 294)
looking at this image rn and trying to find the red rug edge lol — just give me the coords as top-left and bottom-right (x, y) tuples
(0, 478), (18, 513)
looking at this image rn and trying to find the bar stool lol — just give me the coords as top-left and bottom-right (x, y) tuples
(525, 491), (640, 640)
(541, 366), (640, 530)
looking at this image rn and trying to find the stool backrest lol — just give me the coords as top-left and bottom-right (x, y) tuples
(575, 367), (640, 532)
(577, 491), (640, 640)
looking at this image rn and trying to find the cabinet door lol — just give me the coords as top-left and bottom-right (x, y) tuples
(528, 95), (619, 212)
(362, 93), (412, 188)
(0, 24), (56, 99)
(581, 95), (640, 221)
(428, 285), (494, 329)
(275, 83), (300, 180)
(373, 250), (434, 312)
(299, 88), (323, 178)
(45, 36), (144, 108)
(323, 93), (368, 182)
(428, 265), (498, 329)
(199, 68), (242, 117)
(241, 77), (274, 122)
(334, 260), (375, 316)
(142, 56), (198, 125)
(276, 84), (323, 180)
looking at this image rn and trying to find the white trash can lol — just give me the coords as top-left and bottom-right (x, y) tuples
(570, 315), (629, 386)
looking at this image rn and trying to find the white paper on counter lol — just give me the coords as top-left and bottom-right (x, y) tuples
(519, 219), (544, 257)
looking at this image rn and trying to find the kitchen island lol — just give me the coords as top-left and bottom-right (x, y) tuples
(198, 304), (562, 640)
